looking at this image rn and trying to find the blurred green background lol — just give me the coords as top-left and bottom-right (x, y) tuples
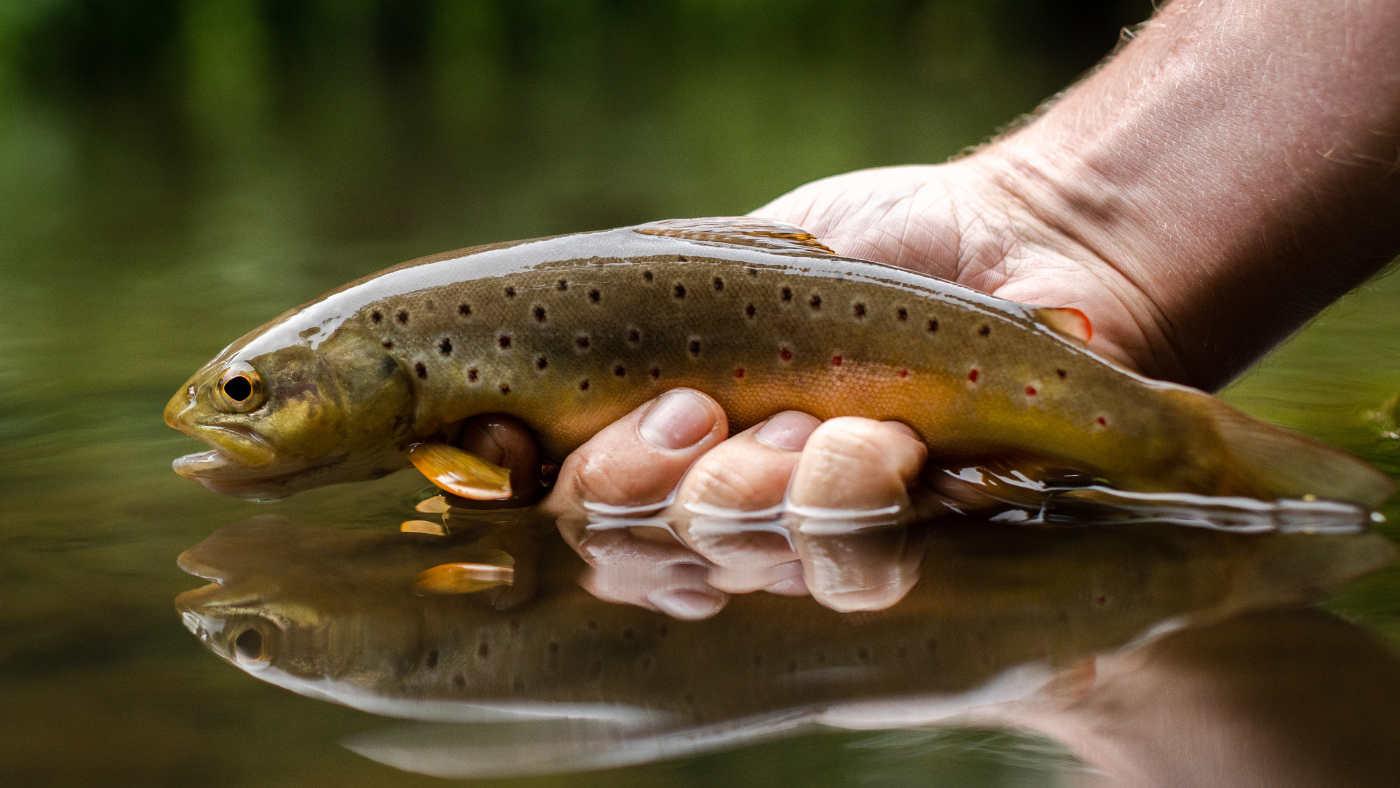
(6, 1), (1400, 787)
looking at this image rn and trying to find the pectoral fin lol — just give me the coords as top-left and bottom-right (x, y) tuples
(1033, 307), (1093, 344)
(408, 442), (513, 500)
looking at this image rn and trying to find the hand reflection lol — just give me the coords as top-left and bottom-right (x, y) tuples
(445, 389), (930, 618)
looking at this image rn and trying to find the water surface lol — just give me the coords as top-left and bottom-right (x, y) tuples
(3, 2), (1399, 785)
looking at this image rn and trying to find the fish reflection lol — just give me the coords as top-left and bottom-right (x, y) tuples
(175, 511), (1393, 780)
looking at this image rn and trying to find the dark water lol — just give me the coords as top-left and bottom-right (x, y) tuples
(4, 2), (1400, 786)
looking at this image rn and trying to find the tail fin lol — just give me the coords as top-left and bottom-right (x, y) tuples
(1187, 392), (1395, 506)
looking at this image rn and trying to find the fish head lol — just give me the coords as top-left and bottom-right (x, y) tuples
(166, 324), (416, 501)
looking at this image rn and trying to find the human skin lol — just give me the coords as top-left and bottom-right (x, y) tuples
(463, 0), (1400, 593)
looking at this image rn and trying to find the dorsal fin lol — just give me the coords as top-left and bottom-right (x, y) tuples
(634, 217), (836, 255)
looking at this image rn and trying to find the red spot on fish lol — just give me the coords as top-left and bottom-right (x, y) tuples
(779, 348), (792, 361)
(968, 369), (979, 382)
(734, 368), (745, 378)
(831, 355), (842, 367)
(1096, 417), (1107, 426)
(1026, 386), (1037, 395)
(898, 369), (909, 378)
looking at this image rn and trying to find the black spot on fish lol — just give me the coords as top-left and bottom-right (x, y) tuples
(575, 335), (590, 350)
(579, 379), (590, 391)
(382, 341), (394, 349)
(897, 307), (908, 322)
(674, 283), (686, 299)
(397, 310), (409, 324)
(781, 287), (793, 302)
(468, 368), (479, 382)
(380, 356), (398, 376)
(1056, 369), (1067, 379)
(371, 310), (382, 323)
(425, 300), (435, 310)
(745, 303), (756, 319)
(415, 362), (427, 379)
(536, 356), (548, 370)
(927, 319), (939, 333)
(678, 255), (689, 263)
(453, 675), (466, 689)
(438, 338), (452, 356)
(498, 335), (512, 349)
(504, 286), (516, 298)
(534, 306), (547, 322)
(809, 294), (822, 310)
(458, 304), (472, 317)
(747, 267), (758, 277)
(478, 642), (490, 658)
(557, 279), (568, 291)
(689, 339), (701, 356)
(627, 328), (641, 343)
(499, 383), (510, 395)
(979, 324), (990, 336)
(853, 303), (866, 318)
(713, 277), (724, 291)
(589, 289), (601, 303)
(857, 647), (870, 661)
(549, 642), (559, 653)
(426, 650), (439, 668)
(613, 365), (625, 377)
(587, 620), (598, 630)
(643, 270), (653, 282)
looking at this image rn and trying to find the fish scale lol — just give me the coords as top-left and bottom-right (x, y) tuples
(165, 217), (1394, 505)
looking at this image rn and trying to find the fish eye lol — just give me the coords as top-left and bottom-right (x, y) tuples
(215, 362), (265, 413)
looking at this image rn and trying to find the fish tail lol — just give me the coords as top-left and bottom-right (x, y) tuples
(1183, 391), (1395, 506)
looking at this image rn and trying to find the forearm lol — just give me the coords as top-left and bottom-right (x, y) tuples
(979, 0), (1400, 390)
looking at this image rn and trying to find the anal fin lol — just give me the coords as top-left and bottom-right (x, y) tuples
(408, 442), (513, 500)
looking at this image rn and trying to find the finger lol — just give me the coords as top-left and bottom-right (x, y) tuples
(788, 418), (928, 612)
(543, 388), (728, 519)
(542, 389), (730, 618)
(667, 411), (821, 594)
(579, 543), (728, 621)
(446, 415), (542, 508)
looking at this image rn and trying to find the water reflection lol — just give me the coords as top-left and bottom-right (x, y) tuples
(175, 508), (1397, 782)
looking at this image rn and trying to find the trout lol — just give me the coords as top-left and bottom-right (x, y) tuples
(164, 218), (1394, 504)
(174, 515), (1392, 778)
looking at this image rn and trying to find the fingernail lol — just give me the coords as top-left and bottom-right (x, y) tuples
(648, 588), (725, 620)
(640, 390), (715, 450)
(756, 411), (820, 451)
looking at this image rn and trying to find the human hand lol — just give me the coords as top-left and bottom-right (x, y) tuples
(447, 391), (931, 619)
(748, 159), (1179, 384)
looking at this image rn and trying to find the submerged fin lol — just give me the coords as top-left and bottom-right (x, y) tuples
(1033, 307), (1093, 344)
(401, 520), (448, 536)
(1184, 392), (1396, 507)
(634, 217), (836, 256)
(408, 443), (513, 500)
(413, 561), (515, 595)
